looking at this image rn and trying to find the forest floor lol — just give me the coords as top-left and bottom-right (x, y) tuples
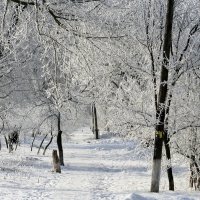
(0, 127), (199, 200)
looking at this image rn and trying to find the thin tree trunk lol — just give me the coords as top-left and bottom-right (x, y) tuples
(91, 103), (95, 134)
(43, 135), (53, 155)
(57, 112), (64, 166)
(94, 104), (99, 139)
(4, 136), (8, 149)
(43, 130), (53, 155)
(31, 130), (37, 151)
(8, 136), (13, 153)
(37, 134), (48, 155)
(164, 93), (174, 191)
(92, 103), (99, 139)
(164, 130), (174, 191)
(151, 0), (174, 193)
(15, 140), (19, 151)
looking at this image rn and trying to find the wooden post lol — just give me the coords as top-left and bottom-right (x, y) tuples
(52, 149), (61, 173)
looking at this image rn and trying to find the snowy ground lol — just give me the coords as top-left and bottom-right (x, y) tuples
(0, 127), (199, 200)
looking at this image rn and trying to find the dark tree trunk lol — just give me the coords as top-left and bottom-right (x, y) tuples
(151, 0), (174, 193)
(8, 135), (13, 153)
(91, 103), (95, 134)
(43, 135), (53, 155)
(4, 136), (8, 149)
(57, 112), (64, 166)
(164, 130), (174, 191)
(31, 130), (37, 151)
(43, 130), (53, 155)
(37, 134), (48, 155)
(15, 140), (19, 151)
(92, 103), (99, 139)
(164, 94), (174, 191)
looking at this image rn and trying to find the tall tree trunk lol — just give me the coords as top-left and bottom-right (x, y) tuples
(92, 103), (99, 139)
(57, 112), (64, 166)
(91, 103), (95, 135)
(151, 0), (174, 192)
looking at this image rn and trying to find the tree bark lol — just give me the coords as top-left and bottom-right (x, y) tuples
(164, 131), (174, 191)
(151, 0), (174, 193)
(4, 136), (8, 149)
(57, 112), (64, 166)
(8, 136), (13, 153)
(164, 94), (174, 191)
(91, 103), (95, 134)
(92, 103), (99, 139)
(52, 149), (61, 173)
(189, 155), (200, 190)
(31, 130), (37, 151)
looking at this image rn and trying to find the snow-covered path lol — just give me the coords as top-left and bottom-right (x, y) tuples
(0, 127), (200, 200)
(51, 128), (151, 200)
